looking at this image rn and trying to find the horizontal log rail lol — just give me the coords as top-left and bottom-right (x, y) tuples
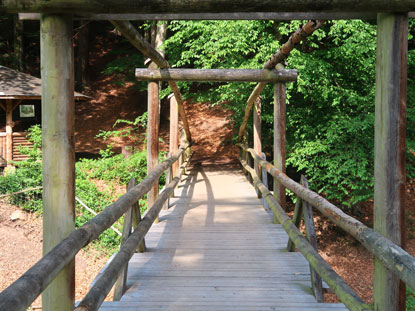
(0, 143), (189, 311)
(238, 144), (415, 293)
(135, 68), (298, 83)
(3, 1), (415, 14)
(239, 158), (371, 311)
(75, 151), (192, 311)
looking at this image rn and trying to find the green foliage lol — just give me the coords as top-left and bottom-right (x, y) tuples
(163, 19), (415, 210)
(0, 125), (159, 252)
(407, 286), (415, 311)
(96, 112), (148, 150)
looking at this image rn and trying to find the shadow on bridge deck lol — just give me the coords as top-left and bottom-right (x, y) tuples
(99, 162), (348, 311)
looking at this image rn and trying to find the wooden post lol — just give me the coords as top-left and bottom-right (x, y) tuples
(170, 94), (179, 178)
(374, 13), (408, 311)
(253, 97), (262, 198)
(5, 99), (13, 166)
(40, 14), (75, 311)
(147, 62), (159, 220)
(273, 65), (286, 214)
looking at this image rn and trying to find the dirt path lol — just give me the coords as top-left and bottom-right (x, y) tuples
(0, 203), (112, 309)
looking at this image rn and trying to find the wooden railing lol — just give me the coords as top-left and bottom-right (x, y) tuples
(238, 144), (415, 311)
(0, 142), (190, 311)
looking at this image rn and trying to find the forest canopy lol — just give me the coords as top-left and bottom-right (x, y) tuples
(161, 19), (415, 210)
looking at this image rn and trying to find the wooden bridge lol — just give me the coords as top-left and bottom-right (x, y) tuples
(0, 4), (415, 311)
(97, 163), (347, 311)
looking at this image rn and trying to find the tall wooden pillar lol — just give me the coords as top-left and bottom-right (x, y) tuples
(40, 14), (75, 311)
(374, 13), (407, 311)
(274, 80), (286, 213)
(253, 97), (262, 198)
(170, 94), (179, 177)
(147, 62), (159, 214)
(5, 99), (13, 165)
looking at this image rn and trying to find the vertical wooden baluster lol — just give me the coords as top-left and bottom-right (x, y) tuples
(261, 152), (270, 211)
(301, 175), (324, 302)
(287, 198), (302, 252)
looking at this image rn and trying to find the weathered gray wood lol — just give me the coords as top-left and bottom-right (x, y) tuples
(135, 68), (298, 82)
(75, 177), (182, 311)
(5, 99), (13, 165)
(110, 20), (192, 143)
(40, 14), (75, 311)
(19, 12), (380, 21)
(101, 164), (342, 310)
(287, 198), (302, 252)
(75, 148), (192, 311)
(273, 73), (286, 211)
(0, 145), (188, 311)
(253, 97), (262, 199)
(100, 302), (347, 311)
(301, 176), (324, 303)
(240, 145), (415, 293)
(374, 13), (408, 311)
(4, 1), (415, 14)
(240, 159), (371, 311)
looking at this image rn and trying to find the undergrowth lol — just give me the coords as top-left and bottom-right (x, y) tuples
(0, 125), (166, 253)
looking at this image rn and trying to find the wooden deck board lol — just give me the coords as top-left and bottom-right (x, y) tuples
(99, 164), (347, 310)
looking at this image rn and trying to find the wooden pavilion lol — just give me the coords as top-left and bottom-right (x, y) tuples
(0, 66), (89, 167)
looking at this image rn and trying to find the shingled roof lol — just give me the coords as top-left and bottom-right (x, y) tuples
(0, 66), (90, 101)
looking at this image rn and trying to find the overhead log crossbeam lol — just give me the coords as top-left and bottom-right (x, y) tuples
(19, 12), (390, 20)
(3, 1), (415, 14)
(135, 68), (298, 83)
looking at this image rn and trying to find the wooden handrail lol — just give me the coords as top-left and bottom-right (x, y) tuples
(75, 151), (192, 311)
(0, 143), (189, 311)
(240, 158), (371, 311)
(239, 144), (415, 292)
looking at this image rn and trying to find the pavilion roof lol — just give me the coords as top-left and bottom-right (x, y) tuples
(0, 66), (90, 101)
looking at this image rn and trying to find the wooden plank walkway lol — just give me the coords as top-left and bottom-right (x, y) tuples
(99, 163), (348, 310)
